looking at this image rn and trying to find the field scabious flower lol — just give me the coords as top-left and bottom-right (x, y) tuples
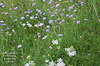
(58, 34), (63, 36)
(18, 44), (22, 48)
(49, 20), (53, 24)
(76, 21), (80, 24)
(43, 17), (46, 20)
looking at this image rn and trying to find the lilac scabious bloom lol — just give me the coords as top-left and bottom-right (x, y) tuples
(74, 10), (77, 12)
(14, 7), (18, 10)
(26, 15), (29, 17)
(5, 12), (9, 14)
(21, 17), (25, 20)
(55, 9), (58, 11)
(31, 0), (34, 1)
(35, 16), (37, 19)
(46, 25), (50, 28)
(43, 13), (45, 15)
(59, 0), (61, 1)
(0, 20), (4, 23)
(59, 21), (62, 24)
(70, 0), (73, 2)
(47, 9), (49, 11)
(76, 21), (80, 24)
(80, 2), (84, 5)
(55, 12), (57, 14)
(51, 14), (54, 17)
(46, 29), (49, 32)
(14, 19), (17, 21)
(1, 29), (4, 31)
(0, 3), (3, 6)
(40, 12), (42, 14)
(62, 20), (65, 22)
(32, 3), (36, 6)
(11, 4), (14, 6)
(51, 6), (54, 8)
(69, 14), (73, 18)
(63, 8), (65, 11)
(10, 15), (12, 18)
(57, 18), (60, 20)
(39, 23), (44, 26)
(61, 13), (65, 16)
(49, 20), (53, 24)
(68, 6), (73, 11)
(36, 9), (39, 11)
(1, 24), (6, 26)
(84, 19), (88, 21)
(66, 14), (69, 17)
(7, 28), (9, 29)
(43, 0), (45, 2)
(43, 17), (46, 20)
(58, 34), (63, 36)
(9, 34), (12, 36)
(2, 5), (5, 7)
(18, 44), (22, 48)
(2, 12), (5, 14)
(56, 4), (60, 7)
(48, 1), (52, 4)
(9, 8), (12, 10)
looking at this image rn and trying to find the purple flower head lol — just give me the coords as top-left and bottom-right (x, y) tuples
(36, 9), (39, 11)
(43, 13), (45, 15)
(9, 34), (12, 36)
(61, 13), (65, 16)
(51, 14), (54, 17)
(11, 4), (14, 6)
(31, 0), (34, 1)
(43, 0), (45, 2)
(59, 0), (61, 1)
(12, 29), (15, 32)
(58, 34), (63, 36)
(46, 25), (50, 28)
(51, 6), (54, 8)
(70, 0), (73, 2)
(5, 12), (9, 14)
(7, 28), (9, 29)
(1, 29), (4, 31)
(35, 16), (37, 19)
(84, 19), (88, 21)
(0, 20), (4, 23)
(39, 23), (44, 26)
(66, 14), (69, 17)
(56, 4), (60, 7)
(76, 21), (80, 24)
(2, 5), (5, 7)
(1, 24), (6, 26)
(14, 7), (18, 10)
(69, 14), (73, 18)
(21, 17), (25, 20)
(55, 9), (58, 11)
(59, 21), (62, 24)
(14, 19), (17, 21)
(43, 17), (46, 20)
(46, 29), (49, 32)
(37, 33), (40, 36)
(55, 12), (57, 14)
(63, 8), (65, 11)
(2, 12), (5, 14)
(81, 2), (84, 5)
(40, 12), (42, 14)
(62, 20), (65, 22)
(47, 9), (49, 11)
(49, 46), (52, 49)
(10, 15), (12, 18)
(9, 8), (12, 10)
(0, 3), (3, 6)
(32, 3), (36, 6)
(48, 1), (52, 4)
(74, 10), (77, 12)
(49, 20), (53, 24)
(18, 44), (22, 48)
(57, 18), (60, 20)
(88, 54), (91, 56)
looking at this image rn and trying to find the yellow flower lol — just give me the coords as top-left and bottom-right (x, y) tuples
(70, 46), (74, 52)
(57, 46), (60, 50)
(32, 63), (35, 66)
(27, 55), (31, 60)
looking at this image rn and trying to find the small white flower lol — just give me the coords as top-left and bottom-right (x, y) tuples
(34, 24), (39, 27)
(52, 39), (58, 45)
(22, 23), (26, 26)
(27, 23), (32, 27)
(30, 16), (34, 19)
(45, 60), (49, 63)
(65, 46), (76, 57)
(42, 36), (48, 40)
(56, 62), (65, 66)
(57, 58), (62, 63)
(25, 63), (29, 66)
(29, 61), (34, 65)
(48, 61), (55, 66)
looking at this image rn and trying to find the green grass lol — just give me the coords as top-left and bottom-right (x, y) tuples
(0, 0), (100, 66)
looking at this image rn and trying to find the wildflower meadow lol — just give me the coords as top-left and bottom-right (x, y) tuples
(0, 0), (99, 66)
